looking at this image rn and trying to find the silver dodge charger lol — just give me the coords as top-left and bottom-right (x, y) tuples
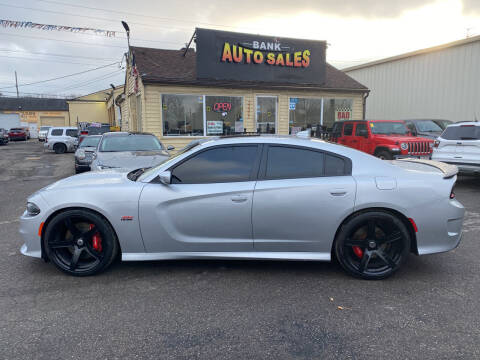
(20, 136), (465, 279)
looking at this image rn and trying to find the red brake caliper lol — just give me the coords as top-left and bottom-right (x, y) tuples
(353, 246), (363, 258)
(89, 224), (102, 252)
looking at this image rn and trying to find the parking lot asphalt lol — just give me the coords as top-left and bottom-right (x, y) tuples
(1, 140), (480, 359)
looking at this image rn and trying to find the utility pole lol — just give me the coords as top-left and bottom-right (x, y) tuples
(14, 71), (19, 98)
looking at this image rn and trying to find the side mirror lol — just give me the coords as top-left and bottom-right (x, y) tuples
(167, 145), (175, 151)
(158, 170), (171, 185)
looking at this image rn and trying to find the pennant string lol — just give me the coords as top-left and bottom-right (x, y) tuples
(0, 19), (117, 37)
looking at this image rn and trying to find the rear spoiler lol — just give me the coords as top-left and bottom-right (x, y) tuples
(397, 158), (458, 178)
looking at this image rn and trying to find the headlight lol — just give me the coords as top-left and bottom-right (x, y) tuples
(26, 202), (40, 216)
(76, 149), (86, 159)
(400, 143), (408, 150)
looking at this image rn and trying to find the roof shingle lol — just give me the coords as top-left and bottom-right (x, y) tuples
(0, 97), (69, 111)
(131, 46), (368, 92)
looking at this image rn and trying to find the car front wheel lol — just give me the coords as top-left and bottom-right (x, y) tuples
(44, 209), (119, 276)
(334, 211), (410, 280)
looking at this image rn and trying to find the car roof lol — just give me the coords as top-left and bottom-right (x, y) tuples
(102, 131), (155, 137)
(446, 121), (480, 127)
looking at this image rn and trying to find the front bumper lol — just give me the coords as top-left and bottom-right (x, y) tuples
(19, 210), (43, 259)
(394, 154), (431, 160)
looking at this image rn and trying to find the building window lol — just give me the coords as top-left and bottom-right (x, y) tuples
(256, 96), (276, 134)
(288, 97), (323, 135)
(162, 94), (204, 136)
(323, 98), (353, 130)
(205, 96), (243, 135)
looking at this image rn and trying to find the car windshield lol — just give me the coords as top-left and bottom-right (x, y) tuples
(370, 122), (408, 135)
(434, 120), (452, 130)
(79, 136), (101, 148)
(441, 125), (480, 140)
(99, 135), (164, 152)
(415, 120), (443, 132)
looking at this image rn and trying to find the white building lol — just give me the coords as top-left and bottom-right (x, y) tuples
(344, 35), (480, 123)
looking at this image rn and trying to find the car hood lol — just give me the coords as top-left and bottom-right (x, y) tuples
(373, 134), (433, 142)
(96, 150), (170, 170)
(43, 169), (129, 191)
(416, 131), (442, 139)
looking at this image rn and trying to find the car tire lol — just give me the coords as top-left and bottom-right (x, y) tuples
(53, 143), (67, 154)
(44, 209), (119, 276)
(375, 150), (393, 160)
(334, 211), (410, 280)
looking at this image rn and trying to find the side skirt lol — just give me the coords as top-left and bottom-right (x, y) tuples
(121, 252), (331, 262)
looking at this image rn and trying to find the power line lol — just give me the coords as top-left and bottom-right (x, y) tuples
(0, 62), (120, 90)
(55, 70), (124, 92)
(0, 48), (118, 61)
(0, 31), (128, 48)
(33, 0), (262, 32)
(0, 54), (115, 67)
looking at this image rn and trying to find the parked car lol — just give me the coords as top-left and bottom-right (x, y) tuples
(90, 132), (170, 171)
(431, 121), (480, 175)
(403, 119), (447, 140)
(0, 128), (9, 145)
(331, 120), (434, 160)
(20, 136), (464, 279)
(44, 127), (78, 154)
(38, 126), (51, 142)
(8, 127), (28, 141)
(433, 119), (453, 130)
(74, 135), (102, 174)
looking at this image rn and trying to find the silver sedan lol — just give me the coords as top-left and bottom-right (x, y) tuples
(20, 136), (465, 279)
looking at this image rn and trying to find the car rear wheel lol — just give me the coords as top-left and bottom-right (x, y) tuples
(53, 143), (67, 154)
(375, 150), (393, 160)
(334, 211), (410, 280)
(44, 209), (119, 276)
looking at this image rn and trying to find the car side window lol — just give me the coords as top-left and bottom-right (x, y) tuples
(325, 154), (347, 176)
(51, 129), (63, 136)
(355, 123), (367, 136)
(265, 146), (324, 180)
(171, 145), (258, 184)
(66, 129), (78, 137)
(343, 123), (353, 136)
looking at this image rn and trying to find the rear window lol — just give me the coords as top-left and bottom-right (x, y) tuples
(50, 129), (63, 136)
(66, 129), (78, 137)
(441, 125), (480, 140)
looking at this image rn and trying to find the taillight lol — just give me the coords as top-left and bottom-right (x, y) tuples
(434, 140), (440, 148)
(450, 185), (456, 199)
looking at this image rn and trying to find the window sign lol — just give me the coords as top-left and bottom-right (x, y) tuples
(323, 98), (353, 130)
(205, 96), (243, 135)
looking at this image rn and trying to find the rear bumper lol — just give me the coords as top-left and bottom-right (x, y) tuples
(416, 199), (465, 255)
(430, 158), (480, 174)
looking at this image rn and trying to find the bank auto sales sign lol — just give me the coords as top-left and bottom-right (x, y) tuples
(196, 28), (327, 85)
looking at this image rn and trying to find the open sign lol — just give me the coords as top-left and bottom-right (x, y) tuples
(213, 102), (232, 112)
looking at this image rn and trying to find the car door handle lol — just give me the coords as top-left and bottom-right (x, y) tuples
(330, 190), (347, 196)
(231, 195), (248, 203)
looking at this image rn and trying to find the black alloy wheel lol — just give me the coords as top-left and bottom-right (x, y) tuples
(44, 209), (118, 276)
(335, 211), (410, 280)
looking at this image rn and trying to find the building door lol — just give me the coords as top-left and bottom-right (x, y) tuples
(40, 116), (65, 127)
(256, 96), (277, 134)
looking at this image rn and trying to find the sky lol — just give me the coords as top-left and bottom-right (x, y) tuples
(0, 0), (479, 98)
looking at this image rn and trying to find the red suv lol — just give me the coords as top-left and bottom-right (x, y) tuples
(8, 128), (28, 141)
(331, 120), (433, 159)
